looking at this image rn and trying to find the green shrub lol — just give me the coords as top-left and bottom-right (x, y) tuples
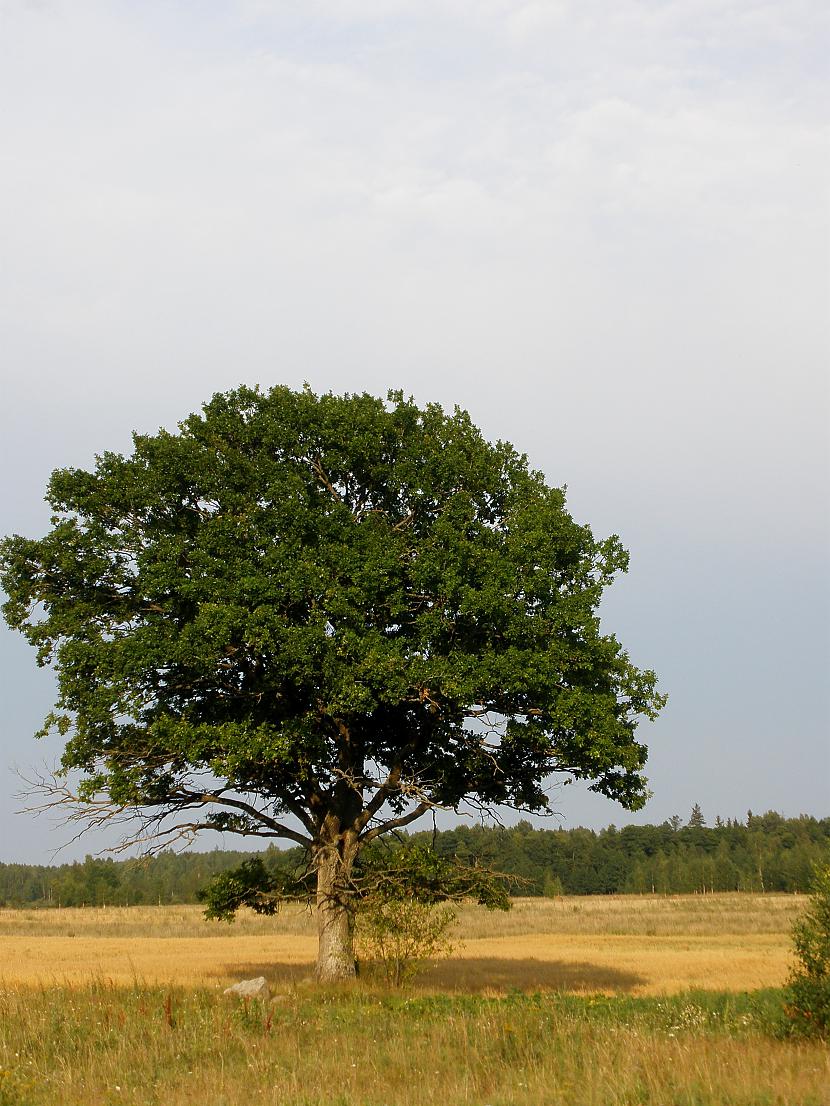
(784, 863), (830, 1037)
(356, 895), (457, 987)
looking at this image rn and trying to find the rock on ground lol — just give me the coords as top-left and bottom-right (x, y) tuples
(223, 976), (270, 999)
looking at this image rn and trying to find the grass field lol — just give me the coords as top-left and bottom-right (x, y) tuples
(0, 893), (804, 994)
(1, 893), (826, 1106)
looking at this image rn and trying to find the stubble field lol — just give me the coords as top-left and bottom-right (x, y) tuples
(1, 893), (827, 1106)
(0, 893), (804, 994)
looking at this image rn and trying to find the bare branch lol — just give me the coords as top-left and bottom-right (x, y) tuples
(171, 788), (311, 847)
(359, 801), (432, 843)
(16, 765), (313, 856)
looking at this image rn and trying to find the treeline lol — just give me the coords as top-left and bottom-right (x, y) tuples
(415, 810), (830, 897)
(0, 848), (272, 909)
(0, 810), (827, 907)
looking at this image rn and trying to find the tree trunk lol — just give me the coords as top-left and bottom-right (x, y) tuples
(315, 841), (357, 982)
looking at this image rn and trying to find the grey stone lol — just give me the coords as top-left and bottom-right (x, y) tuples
(223, 976), (270, 999)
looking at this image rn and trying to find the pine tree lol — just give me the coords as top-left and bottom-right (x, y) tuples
(688, 803), (706, 828)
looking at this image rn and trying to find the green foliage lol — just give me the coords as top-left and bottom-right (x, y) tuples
(784, 864), (830, 1037)
(542, 872), (564, 897)
(356, 896), (457, 986)
(355, 843), (512, 910)
(0, 845), (305, 908)
(688, 803), (706, 828)
(1, 385), (664, 846)
(348, 843), (507, 983)
(197, 842), (512, 923)
(197, 856), (312, 922)
(415, 812), (829, 897)
(1, 386), (669, 971)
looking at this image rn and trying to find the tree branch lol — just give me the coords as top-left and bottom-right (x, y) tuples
(355, 765), (402, 831)
(16, 767), (313, 853)
(171, 789), (312, 846)
(359, 801), (432, 843)
(278, 790), (317, 834)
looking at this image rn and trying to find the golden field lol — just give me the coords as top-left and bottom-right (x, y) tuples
(0, 893), (804, 995)
(1, 893), (827, 1106)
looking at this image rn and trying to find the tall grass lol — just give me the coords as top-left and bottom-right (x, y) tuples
(0, 902), (317, 939)
(0, 892), (806, 939)
(455, 893), (806, 939)
(0, 984), (827, 1106)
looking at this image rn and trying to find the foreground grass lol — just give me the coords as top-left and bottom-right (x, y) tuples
(0, 984), (827, 1106)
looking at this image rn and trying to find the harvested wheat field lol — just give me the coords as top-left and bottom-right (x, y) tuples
(0, 893), (803, 995)
(2, 894), (826, 1106)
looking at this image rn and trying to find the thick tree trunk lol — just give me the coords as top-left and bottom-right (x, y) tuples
(315, 840), (357, 982)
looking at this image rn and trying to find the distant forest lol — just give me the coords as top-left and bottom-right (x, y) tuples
(1, 809), (827, 908)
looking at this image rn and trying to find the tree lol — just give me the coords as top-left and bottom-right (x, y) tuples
(688, 803), (705, 828)
(1, 385), (665, 980)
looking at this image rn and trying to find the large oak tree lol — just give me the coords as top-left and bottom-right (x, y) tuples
(1, 386), (665, 979)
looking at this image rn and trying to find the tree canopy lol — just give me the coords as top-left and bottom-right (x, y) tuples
(1, 385), (665, 977)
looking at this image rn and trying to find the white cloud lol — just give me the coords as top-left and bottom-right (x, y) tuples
(0, 1), (825, 482)
(0, 0), (827, 853)
(506, 1), (571, 41)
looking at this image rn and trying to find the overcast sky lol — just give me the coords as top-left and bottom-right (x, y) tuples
(1, 0), (828, 863)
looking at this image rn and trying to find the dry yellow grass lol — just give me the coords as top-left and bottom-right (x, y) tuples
(0, 893), (804, 995)
(454, 891), (806, 938)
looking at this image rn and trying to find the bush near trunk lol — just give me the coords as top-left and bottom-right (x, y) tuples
(356, 896), (457, 986)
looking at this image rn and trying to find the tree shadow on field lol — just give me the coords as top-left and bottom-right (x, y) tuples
(210, 961), (313, 988)
(422, 957), (644, 994)
(210, 957), (644, 994)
